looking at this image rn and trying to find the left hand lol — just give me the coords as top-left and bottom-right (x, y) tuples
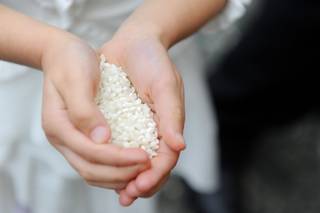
(41, 34), (150, 191)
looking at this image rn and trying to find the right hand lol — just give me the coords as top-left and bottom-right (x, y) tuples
(41, 33), (150, 190)
(99, 25), (185, 205)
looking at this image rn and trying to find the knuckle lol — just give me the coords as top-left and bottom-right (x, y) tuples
(79, 167), (95, 182)
(136, 183), (148, 194)
(70, 107), (95, 127)
(111, 174), (126, 183)
(76, 145), (98, 163)
(111, 170), (133, 182)
(88, 145), (105, 162)
(121, 170), (139, 182)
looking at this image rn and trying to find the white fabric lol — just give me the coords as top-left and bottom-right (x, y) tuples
(203, 0), (251, 33)
(0, 0), (249, 212)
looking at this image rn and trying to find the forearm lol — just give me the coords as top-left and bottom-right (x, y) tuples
(117, 0), (226, 48)
(0, 5), (76, 69)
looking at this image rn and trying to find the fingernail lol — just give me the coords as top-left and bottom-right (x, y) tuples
(90, 126), (108, 144)
(175, 133), (186, 151)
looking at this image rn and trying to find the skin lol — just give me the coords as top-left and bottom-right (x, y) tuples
(0, 0), (226, 206)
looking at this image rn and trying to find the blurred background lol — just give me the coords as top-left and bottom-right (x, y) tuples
(1, 0), (320, 213)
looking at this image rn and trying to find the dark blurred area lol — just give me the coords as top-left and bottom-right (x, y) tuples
(207, 0), (320, 212)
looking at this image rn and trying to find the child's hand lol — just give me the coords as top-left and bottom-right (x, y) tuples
(41, 34), (150, 190)
(100, 25), (185, 205)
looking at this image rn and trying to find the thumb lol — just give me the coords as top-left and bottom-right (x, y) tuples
(58, 63), (110, 144)
(69, 101), (110, 144)
(152, 72), (186, 152)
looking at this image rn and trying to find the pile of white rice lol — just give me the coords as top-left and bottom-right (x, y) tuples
(95, 55), (159, 158)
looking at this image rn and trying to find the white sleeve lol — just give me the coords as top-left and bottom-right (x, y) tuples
(202, 0), (252, 33)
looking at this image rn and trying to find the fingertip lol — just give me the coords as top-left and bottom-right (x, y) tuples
(171, 136), (186, 151)
(119, 191), (136, 207)
(90, 125), (110, 144)
(126, 182), (140, 197)
(165, 131), (186, 152)
(136, 175), (153, 193)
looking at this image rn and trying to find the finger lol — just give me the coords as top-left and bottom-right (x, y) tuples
(59, 146), (150, 183)
(131, 169), (170, 198)
(87, 181), (127, 190)
(125, 181), (140, 198)
(43, 79), (149, 166)
(119, 190), (137, 207)
(52, 52), (110, 144)
(124, 140), (178, 198)
(125, 177), (166, 198)
(152, 68), (185, 151)
(59, 123), (149, 165)
(125, 175), (169, 199)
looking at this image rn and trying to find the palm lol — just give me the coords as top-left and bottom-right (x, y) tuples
(42, 40), (151, 192)
(101, 36), (185, 204)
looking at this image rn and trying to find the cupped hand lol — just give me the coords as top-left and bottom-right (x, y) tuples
(41, 34), (150, 190)
(100, 28), (185, 205)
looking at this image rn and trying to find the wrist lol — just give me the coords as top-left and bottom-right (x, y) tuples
(113, 18), (172, 50)
(40, 29), (83, 71)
